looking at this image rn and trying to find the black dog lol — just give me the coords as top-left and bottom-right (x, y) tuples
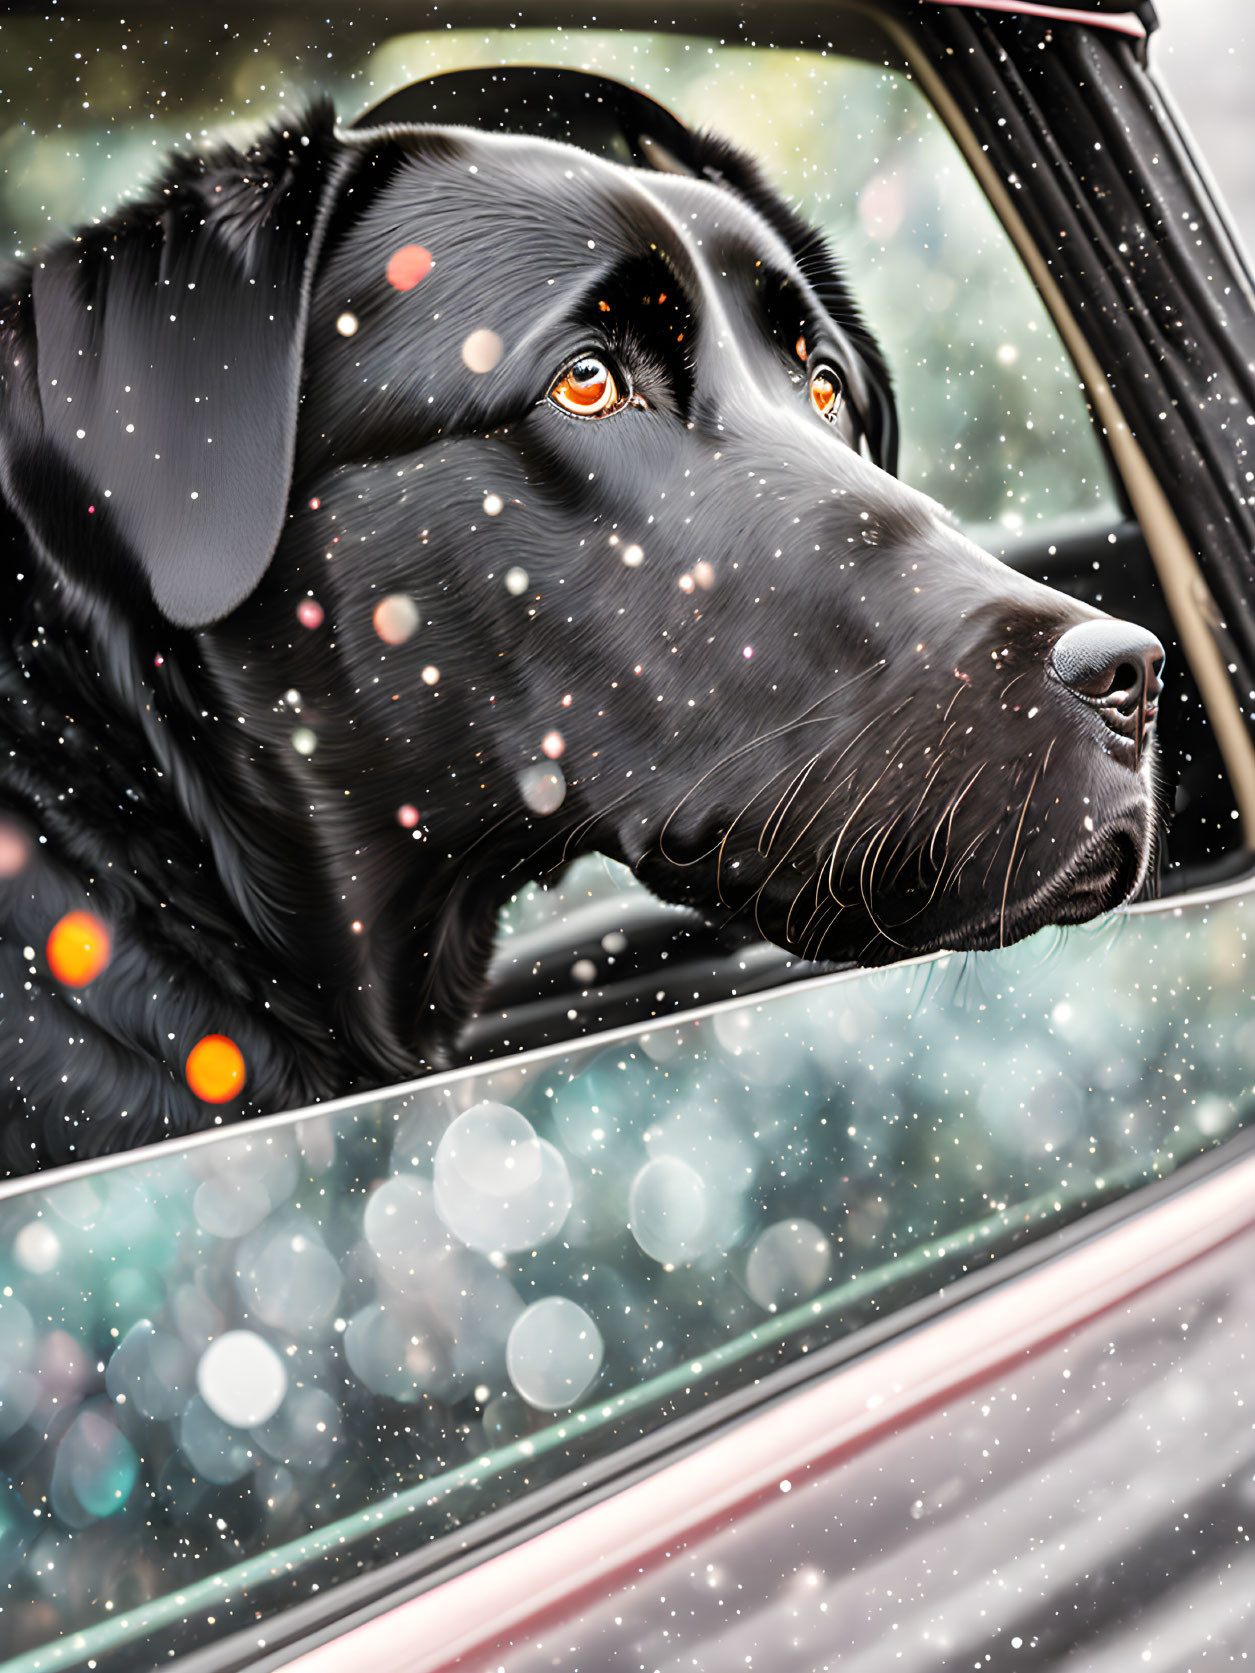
(0, 82), (1164, 1169)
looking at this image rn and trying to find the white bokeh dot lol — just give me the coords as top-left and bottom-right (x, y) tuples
(197, 1330), (287, 1428)
(519, 764), (566, 815)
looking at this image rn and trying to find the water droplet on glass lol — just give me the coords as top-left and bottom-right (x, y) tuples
(438, 1102), (542, 1192)
(628, 1155), (708, 1264)
(178, 1396), (253, 1484)
(14, 1221), (61, 1275)
(106, 1321), (191, 1421)
(433, 1103), (571, 1252)
(744, 1219), (832, 1309)
(237, 1226), (343, 1333)
(255, 1385), (341, 1471)
(50, 1407), (138, 1526)
(193, 1175), (270, 1239)
(506, 1297), (603, 1411)
(363, 1174), (447, 1275)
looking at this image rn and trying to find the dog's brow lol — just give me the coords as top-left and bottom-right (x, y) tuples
(471, 132), (712, 300)
(600, 246), (698, 318)
(747, 263), (883, 456)
(640, 169), (803, 278)
(607, 163), (710, 294)
(568, 248), (700, 409)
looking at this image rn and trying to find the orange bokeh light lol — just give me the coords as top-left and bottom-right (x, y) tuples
(385, 244), (433, 291)
(46, 911), (111, 986)
(185, 1034), (246, 1103)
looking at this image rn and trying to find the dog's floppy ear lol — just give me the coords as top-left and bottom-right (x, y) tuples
(0, 101), (347, 628)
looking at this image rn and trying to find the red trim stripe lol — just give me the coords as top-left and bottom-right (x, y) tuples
(926, 0), (1146, 36)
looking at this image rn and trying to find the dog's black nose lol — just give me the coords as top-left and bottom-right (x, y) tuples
(1051, 618), (1165, 766)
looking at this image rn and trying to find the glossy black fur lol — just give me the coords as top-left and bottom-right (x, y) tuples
(0, 102), (1159, 1169)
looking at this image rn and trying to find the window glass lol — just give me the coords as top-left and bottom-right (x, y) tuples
(0, 22), (1119, 536)
(2, 885), (1252, 1667)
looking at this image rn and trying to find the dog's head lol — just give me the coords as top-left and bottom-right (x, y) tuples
(0, 78), (1163, 1089)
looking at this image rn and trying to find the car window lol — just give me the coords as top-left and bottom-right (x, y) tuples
(3, 882), (1253, 1668)
(0, 23), (1120, 540)
(0, 15), (1207, 1667)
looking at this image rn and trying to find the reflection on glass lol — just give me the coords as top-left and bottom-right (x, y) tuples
(2, 889), (1253, 1666)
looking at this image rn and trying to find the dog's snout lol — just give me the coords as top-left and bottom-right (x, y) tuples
(1050, 618), (1165, 766)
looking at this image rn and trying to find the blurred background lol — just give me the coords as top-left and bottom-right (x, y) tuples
(1159, 0), (1255, 251)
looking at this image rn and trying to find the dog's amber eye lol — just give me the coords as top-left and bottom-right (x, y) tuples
(810, 366), (843, 424)
(549, 356), (623, 417)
